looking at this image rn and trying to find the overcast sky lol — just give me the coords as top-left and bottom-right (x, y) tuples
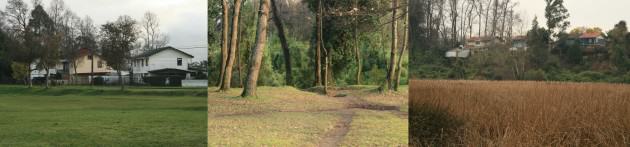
(0, 0), (207, 62)
(516, 0), (630, 31)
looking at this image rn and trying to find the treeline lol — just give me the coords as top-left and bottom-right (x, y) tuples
(410, 0), (630, 83)
(0, 0), (171, 90)
(209, 0), (410, 96)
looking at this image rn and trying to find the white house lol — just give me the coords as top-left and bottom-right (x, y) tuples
(446, 46), (471, 58)
(131, 46), (194, 85)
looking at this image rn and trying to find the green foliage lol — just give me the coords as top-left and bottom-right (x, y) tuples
(99, 16), (138, 71)
(524, 69), (546, 81)
(545, 0), (570, 36)
(527, 17), (551, 69)
(607, 21), (630, 72)
(10, 62), (28, 82)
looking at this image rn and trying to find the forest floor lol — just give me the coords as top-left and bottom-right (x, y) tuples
(208, 85), (408, 146)
(0, 85), (207, 146)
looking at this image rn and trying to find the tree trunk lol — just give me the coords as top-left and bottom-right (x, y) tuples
(394, 11), (409, 91)
(354, 0), (361, 85)
(90, 53), (94, 87)
(45, 67), (50, 89)
(28, 65), (32, 88)
(222, 0), (243, 91)
(386, 0), (398, 91)
(241, 0), (270, 97)
(315, 0), (323, 87)
(219, 0), (230, 87)
(118, 69), (124, 91)
(354, 25), (362, 85)
(270, 0), (292, 86)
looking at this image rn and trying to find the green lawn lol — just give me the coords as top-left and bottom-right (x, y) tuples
(0, 85), (207, 146)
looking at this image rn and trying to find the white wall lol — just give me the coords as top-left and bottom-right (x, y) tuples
(133, 49), (193, 74)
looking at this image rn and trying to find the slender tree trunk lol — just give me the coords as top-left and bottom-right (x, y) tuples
(242, 0), (270, 97)
(394, 11), (408, 91)
(28, 65), (32, 88)
(222, 0), (243, 91)
(386, 0), (398, 91)
(219, 0), (230, 87)
(270, 0), (292, 86)
(45, 67), (50, 89)
(90, 53), (94, 87)
(118, 69), (124, 91)
(315, 0), (323, 87)
(354, 24), (361, 85)
(354, 0), (361, 85)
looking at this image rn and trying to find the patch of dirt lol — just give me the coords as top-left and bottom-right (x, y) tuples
(318, 109), (355, 147)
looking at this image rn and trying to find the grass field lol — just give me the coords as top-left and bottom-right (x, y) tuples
(208, 86), (408, 146)
(0, 85), (207, 146)
(410, 80), (630, 146)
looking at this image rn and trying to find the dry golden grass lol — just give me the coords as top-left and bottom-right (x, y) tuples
(410, 80), (630, 146)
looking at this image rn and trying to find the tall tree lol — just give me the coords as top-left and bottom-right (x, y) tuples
(221, 0), (243, 91)
(242, 0), (270, 97)
(76, 16), (98, 86)
(141, 11), (169, 51)
(270, 0), (292, 85)
(386, 0), (399, 91)
(315, 0), (322, 86)
(608, 21), (630, 72)
(526, 17), (550, 69)
(26, 5), (60, 89)
(394, 6), (408, 91)
(99, 16), (138, 91)
(218, 0), (230, 87)
(4, 0), (33, 87)
(409, 0), (426, 79)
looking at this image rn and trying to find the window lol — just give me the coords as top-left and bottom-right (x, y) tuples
(97, 60), (103, 68)
(177, 58), (183, 66)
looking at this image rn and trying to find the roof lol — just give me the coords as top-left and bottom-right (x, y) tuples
(467, 36), (495, 42)
(512, 35), (527, 41)
(134, 46), (194, 58)
(579, 32), (602, 39)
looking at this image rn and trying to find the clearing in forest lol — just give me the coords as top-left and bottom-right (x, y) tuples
(208, 86), (408, 146)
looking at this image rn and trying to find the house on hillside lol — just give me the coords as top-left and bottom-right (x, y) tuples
(446, 46), (471, 58)
(465, 36), (503, 54)
(510, 35), (528, 51)
(579, 32), (607, 54)
(131, 46), (194, 86)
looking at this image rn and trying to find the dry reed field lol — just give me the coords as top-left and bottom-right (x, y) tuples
(410, 80), (630, 146)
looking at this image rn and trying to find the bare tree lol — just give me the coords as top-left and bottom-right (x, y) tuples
(141, 11), (169, 51)
(241, 0), (270, 97)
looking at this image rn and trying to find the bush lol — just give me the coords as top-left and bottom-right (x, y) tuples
(524, 69), (546, 81)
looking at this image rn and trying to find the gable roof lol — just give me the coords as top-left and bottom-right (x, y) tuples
(579, 32), (603, 39)
(134, 46), (194, 58)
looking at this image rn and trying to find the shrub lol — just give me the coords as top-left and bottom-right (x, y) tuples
(524, 69), (546, 81)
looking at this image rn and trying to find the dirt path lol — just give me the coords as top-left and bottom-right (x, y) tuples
(318, 109), (355, 147)
(317, 89), (404, 146)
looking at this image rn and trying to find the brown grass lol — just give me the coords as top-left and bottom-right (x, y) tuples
(410, 80), (630, 146)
